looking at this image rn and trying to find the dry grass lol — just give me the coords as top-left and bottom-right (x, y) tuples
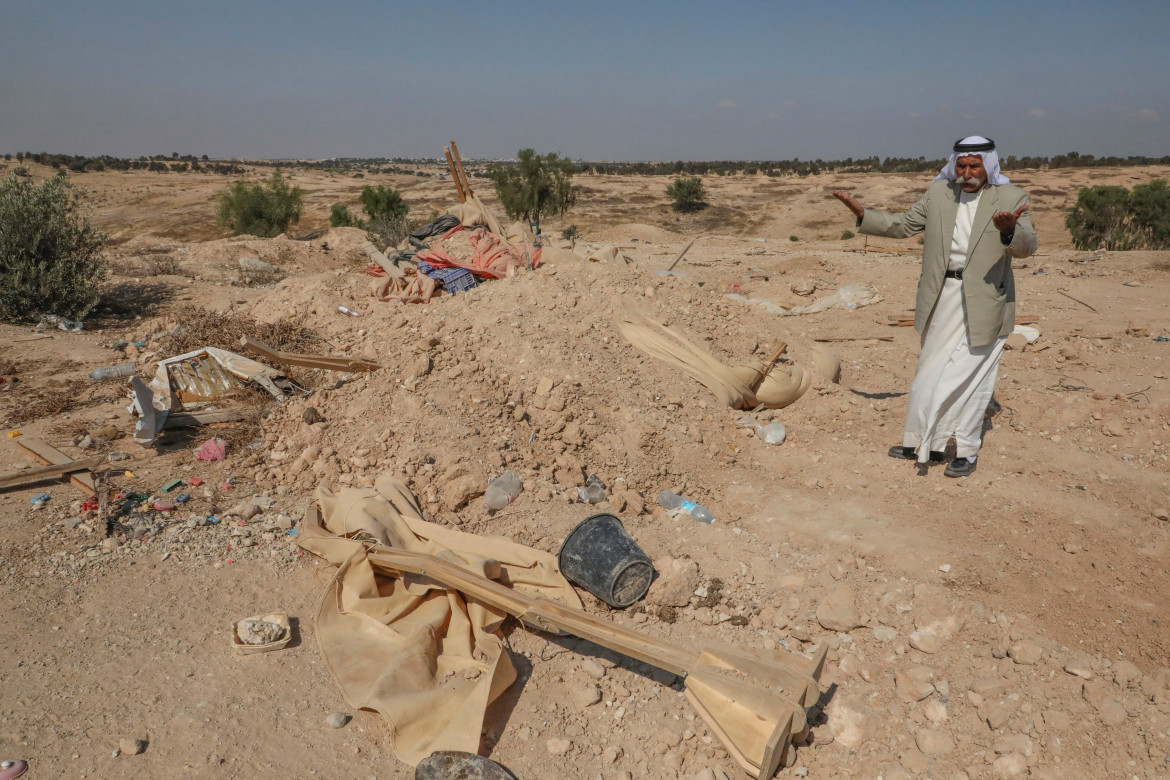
(235, 265), (286, 287)
(154, 305), (319, 359)
(2, 376), (118, 427)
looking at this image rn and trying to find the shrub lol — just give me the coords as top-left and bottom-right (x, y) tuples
(488, 149), (577, 233)
(0, 173), (107, 323)
(666, 175), (705, 212)
(841, 230), (855, 240)
(330, 203), (360, 228)
(216, 172), (304, 237)
(365, 214), (411, 249)
(13, 166), (29, 177)
(1129, 179), (1170, 249)
(561, 224), (580, 240)
(1066, 185), (1137, 251)
(147, 161), (168, 172)
(358, 185), (408, 222)
(789, 235), (799, 242)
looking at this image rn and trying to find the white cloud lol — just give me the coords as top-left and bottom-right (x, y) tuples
(1128, 107), (1160, 122)
(1027, 108), (1048, 118)
(716, 100), (738, 109)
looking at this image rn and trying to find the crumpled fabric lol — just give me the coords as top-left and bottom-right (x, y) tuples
(417, 227), (534, 279)
(194, 437), (227, 461)
(296, 474), (581, 768)
(372, 272), (440, 303)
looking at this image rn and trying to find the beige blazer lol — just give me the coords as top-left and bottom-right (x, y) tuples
(858, 179), (1037, 347)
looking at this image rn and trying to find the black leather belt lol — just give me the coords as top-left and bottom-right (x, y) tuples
(945, 269), (963, 280)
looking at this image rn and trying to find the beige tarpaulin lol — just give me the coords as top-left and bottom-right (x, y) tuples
(297, 474), (582, 767)
(446, 194), (507, 238)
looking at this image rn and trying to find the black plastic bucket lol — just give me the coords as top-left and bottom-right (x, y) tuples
(558, 514), (653, 608)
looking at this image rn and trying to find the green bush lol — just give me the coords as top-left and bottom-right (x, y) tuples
(1066, 185), (1138, 251)
(789, 235), (799, 242)
(488, 149), (577, 233)
(0, 173), (107, 322)
(216, 172), (304, 237)
(1129, 179), (1170, 249)
(666, 175), (705, 212)
(330, 203), (360, 228)
(365, 214), (411, 248)
(358, 185), (408, 222)
(841, 230), (855, 240)
(561, 224), (579, 240)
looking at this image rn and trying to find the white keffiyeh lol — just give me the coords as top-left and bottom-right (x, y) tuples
(934, 135), (1010, 185)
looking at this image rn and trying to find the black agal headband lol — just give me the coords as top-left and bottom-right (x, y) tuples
(954, 137), (995, 153)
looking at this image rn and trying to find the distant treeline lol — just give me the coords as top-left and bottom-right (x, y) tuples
(4, 151), (244, 175)
(575, 151), (1170, 177)
(6, 150), (1168, 179)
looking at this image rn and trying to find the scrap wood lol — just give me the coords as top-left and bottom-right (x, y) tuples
(449, 140), (473, 198)
(15, 438), (96, 496)
(814, 336), (895, 342)
(444, 147), (466, 203)
(666, 239), (697, 271)
(162, 408), (249, 429)
(369, 545), (828, 779)
(1056, 289), (1097, 312)
(889, 314), (1038, 326)
(15, 334), (53, 343)
(0, 455), (105, 492)
(362, 241), (404, 279)
(240, 336), (382, 373)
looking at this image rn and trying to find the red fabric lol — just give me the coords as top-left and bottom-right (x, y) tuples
(417, 227), (536, 279)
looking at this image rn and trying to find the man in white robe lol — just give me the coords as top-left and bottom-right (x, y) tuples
(832, 136), (1037, 477)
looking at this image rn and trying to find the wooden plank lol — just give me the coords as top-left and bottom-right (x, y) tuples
(444, 148), (466, 203)
(449, 141), (473, 198)
(814, 336), (895, 342)
(0, 456), (105, 491)
(666, 239), (696, 272)
(240, 337), (381, 373)
(15, 438), (96, 495)
(163, 409), (249, 429)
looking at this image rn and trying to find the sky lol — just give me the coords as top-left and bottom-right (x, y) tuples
(2, 0), (1167, 162)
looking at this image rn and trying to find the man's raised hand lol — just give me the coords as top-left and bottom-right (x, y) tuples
(992, 204), (1028, 233)
(832, 191), (865, 220)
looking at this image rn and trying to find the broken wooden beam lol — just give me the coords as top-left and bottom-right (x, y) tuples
(162, 409), (249, 429)
(15, 438), (97, 496)
(0, 455), (105, 492)
(240, 336), (382, 373)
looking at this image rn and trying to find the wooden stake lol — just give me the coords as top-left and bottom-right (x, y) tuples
(1056, 289), (1097, 312)
(814, 336), (895, 342)
(450, 141), (473, 198)
(444, 147), (466, 203)
(667, 239), (696, 271)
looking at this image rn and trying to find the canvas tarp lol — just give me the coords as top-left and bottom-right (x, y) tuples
(297, 474), (581, 767)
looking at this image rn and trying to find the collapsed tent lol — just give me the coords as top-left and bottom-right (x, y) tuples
(296, 474), (581, 767)
(128, 347), (290, 444)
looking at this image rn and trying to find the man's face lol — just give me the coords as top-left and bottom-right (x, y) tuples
(954, 155), (988, 192)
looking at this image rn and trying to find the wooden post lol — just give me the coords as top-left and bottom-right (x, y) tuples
(450, 141), (473, 198)
(444, 147), (466, 203)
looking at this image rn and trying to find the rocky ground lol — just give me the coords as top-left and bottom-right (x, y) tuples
(1, 162), (1169, 779)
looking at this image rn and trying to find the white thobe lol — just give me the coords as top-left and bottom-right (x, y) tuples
(903, 188), (1008, 463)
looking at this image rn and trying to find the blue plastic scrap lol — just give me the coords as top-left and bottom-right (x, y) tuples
(30, 493), (50, 505)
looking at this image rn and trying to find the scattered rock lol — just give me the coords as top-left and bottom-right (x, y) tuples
(909, 630), (940, 654)
(546, 738), (572, 756)
(914, 728), (955, 755)
(1113, 659), (1142, 688)
(227, 502), (261, 521)
(895, 669), (935, 702)
(324, 712), (348, 729)
(992, 752), (1028, 778)
(580, 659), (606, 679)
(816, 586), (860, 632)
(828, 696), (880, 749)
(302, 406), (321, 425)
(1098, 698), (1127, 726)
(236, 619), (285, 645)
(1008, 640), (1042, 665)
(872, 625), (898, 643)
(570, 685), (601, 709)
(648, 556), (701, 607)
(118, 738), (146, 756)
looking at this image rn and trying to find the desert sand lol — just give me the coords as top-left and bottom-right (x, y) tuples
(1, 160), (1169, 779)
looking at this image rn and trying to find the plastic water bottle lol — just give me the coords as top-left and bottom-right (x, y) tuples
(576, 474), (607, 504)
(657, 490), (715, 523)
(337, 306), (361, 317)
(484, 470), (523, 511)
(88, 362), (135, 381)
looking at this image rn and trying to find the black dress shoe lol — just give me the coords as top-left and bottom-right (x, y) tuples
(945, 458), (978, 477)
(888, 445), (947, 462)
